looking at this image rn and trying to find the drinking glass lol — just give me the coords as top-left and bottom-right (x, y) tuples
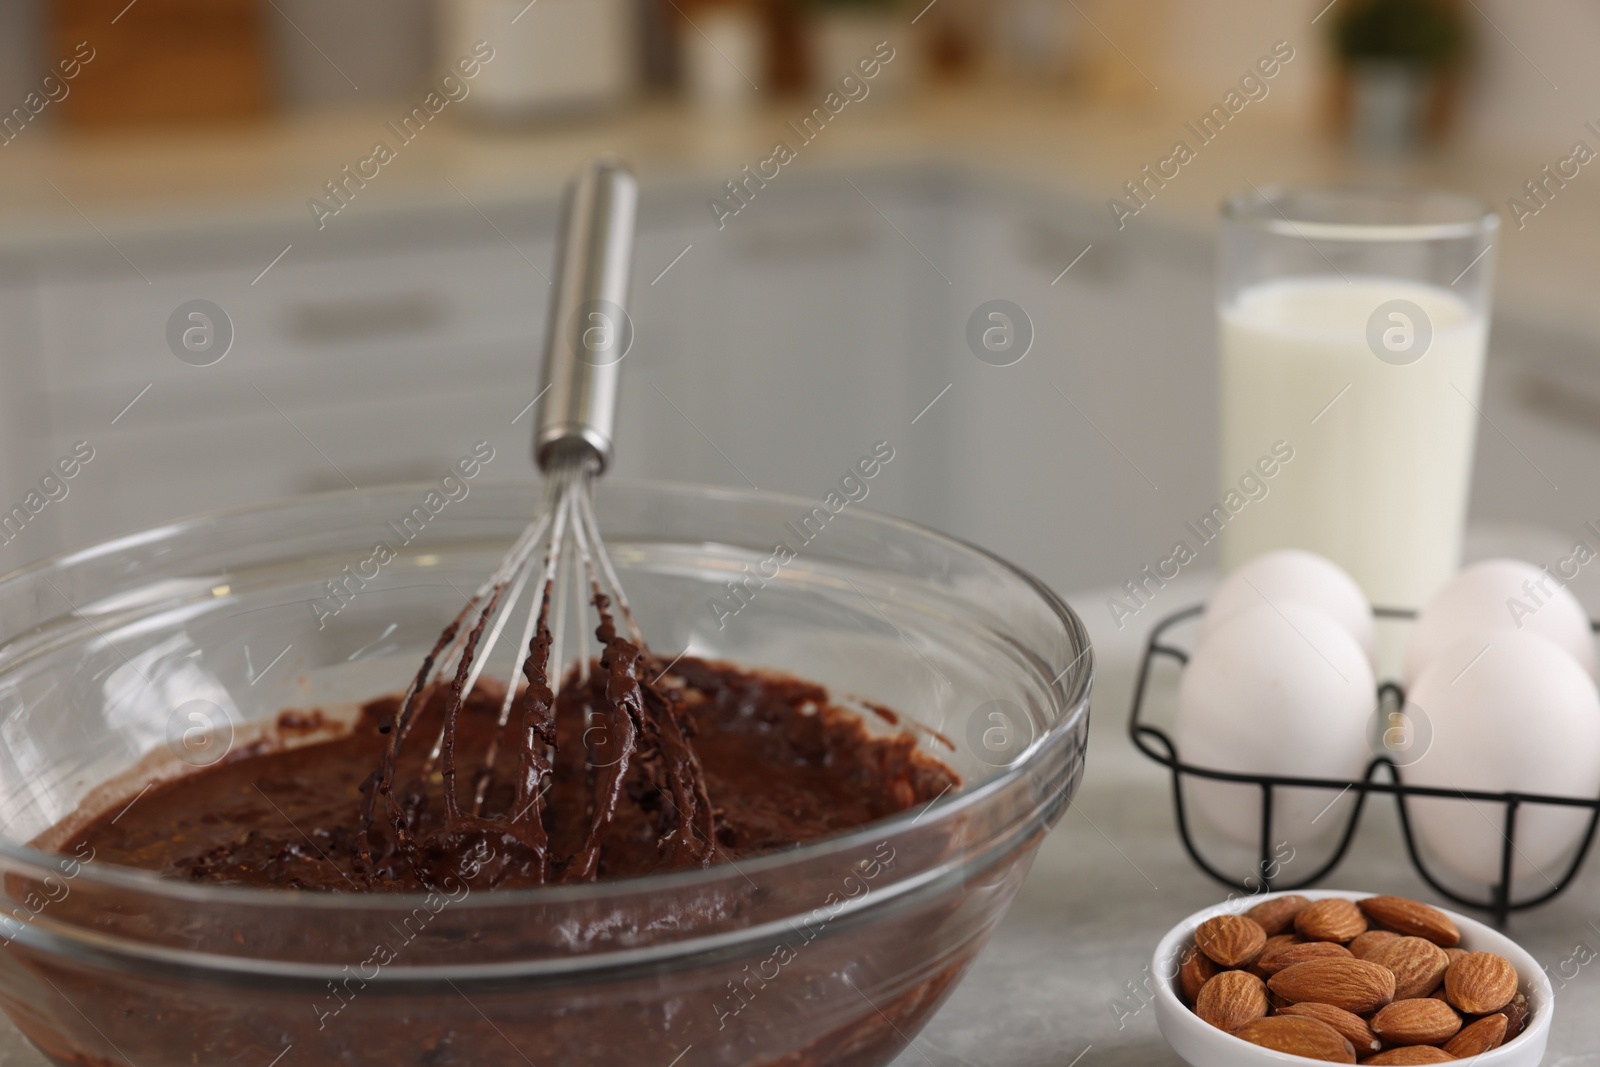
(1216, 185), (1499, 612)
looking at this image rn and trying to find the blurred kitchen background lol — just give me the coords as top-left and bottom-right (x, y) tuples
(2, 0), (1600, 614)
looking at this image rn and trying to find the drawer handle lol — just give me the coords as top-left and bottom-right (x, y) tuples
(287, 293), (448, 343)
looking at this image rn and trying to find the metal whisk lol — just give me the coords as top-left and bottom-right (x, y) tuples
(359, 159), (714, 885)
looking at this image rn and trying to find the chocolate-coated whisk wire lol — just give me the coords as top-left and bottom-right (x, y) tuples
(354, 159), (718, 885)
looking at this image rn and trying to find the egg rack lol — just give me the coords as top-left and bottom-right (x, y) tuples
(1129, 604), (1600, 928)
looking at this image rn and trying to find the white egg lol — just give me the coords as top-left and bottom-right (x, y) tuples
(1404, 558), (1596, 687)
(1404, 630), (1600, 885)
(1200, 550), (1377, 666)
(1176, 602), (1376, 850)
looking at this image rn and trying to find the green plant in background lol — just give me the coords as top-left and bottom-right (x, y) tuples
(1333, 0), (1468, 67)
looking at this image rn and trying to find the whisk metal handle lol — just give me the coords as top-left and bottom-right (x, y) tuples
(534, 159), (639, 474)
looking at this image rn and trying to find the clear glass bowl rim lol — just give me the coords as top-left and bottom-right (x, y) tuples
(0, 478), (1093, 916)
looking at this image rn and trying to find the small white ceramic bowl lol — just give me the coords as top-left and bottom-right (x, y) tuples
(1152, 889), (1553, 1067)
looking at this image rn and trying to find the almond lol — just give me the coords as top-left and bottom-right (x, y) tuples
(1257, 939), (1354, 976)
(1443, 947), (1467, 965)
(1358, 896), (1461, 948)
(1248, 894), (1311, 937)
(1349, 929), (1401, 960)
(1360, 1048), (1456, 1065)
(1370, 998), (1462, 1046)
(1296, 898), (1369, 943)
(1250, 933), (1301, 977)
(1233, 1016), (1356, 1062)
(1195, 914), (1269, 967)
(1194, 969), (1268, 1032)
(1179, 945), (1217, 1003)
(1370, 936), (1450, 999)
(1502, 992), (1530, 1036)
(1269, 958), (1396, 1015)
(1444, 952), (1518, 1015)
(1442, 1013), (1507, 1057)
(1280, 1002), (1382, 1055)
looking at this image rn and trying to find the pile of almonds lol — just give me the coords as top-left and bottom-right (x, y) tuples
(1179, 895), (1530, 1064)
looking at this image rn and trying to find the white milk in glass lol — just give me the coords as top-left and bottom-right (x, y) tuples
(1218, 275), (1487, 611)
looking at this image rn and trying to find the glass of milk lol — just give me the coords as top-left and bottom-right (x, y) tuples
(1217, 186), (1499, 612)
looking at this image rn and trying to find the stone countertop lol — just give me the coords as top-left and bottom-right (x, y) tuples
(3, 81), (1599, 341)
(890, 577), (1600, 1067)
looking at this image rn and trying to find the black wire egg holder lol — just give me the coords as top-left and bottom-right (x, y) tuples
(1130, 603), (1600, 928)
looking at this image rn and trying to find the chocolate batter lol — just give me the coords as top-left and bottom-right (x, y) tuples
(64, 656), (958, 892)
(21, 625), (975, 1067)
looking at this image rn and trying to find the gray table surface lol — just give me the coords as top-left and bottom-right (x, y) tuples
(4, 580), (1596, 1066)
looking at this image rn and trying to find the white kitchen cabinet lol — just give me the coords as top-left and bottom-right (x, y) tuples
(0, 164), (1586, 614)
(615, 168), (933, 526)
(1465, 319), (1600, 613)
(14, 207), (561, 565)
(0, 171), (942, 572)
(0, 278), (52, 552)
(926, 175), (1218, 602)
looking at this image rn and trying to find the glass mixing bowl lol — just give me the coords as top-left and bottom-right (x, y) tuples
(0, 481), (1090, 1067)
